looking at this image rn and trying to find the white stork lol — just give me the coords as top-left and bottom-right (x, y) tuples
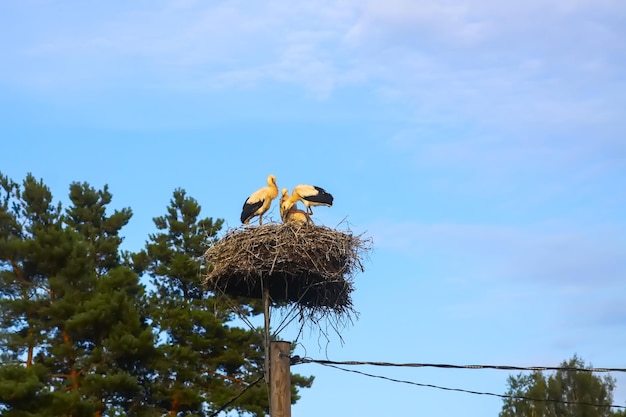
(284, 184), (333, 215)
(240, 174), (279, 225)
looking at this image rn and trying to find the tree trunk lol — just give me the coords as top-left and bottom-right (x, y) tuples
(26, 328), (34, 368)
(62, 329), (79, 389)
(170, 392), (179, 416)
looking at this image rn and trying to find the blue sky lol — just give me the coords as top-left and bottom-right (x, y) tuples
(1, 1), (625, 415)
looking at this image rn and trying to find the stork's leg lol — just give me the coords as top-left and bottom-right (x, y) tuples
(259, 214), (263, 225)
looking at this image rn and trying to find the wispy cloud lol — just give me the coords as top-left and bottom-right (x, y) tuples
(2, 1), (354, 94)
(1, 1), (625, 133)
(4, 1), (624, 91)
(356, 0), (626, 137)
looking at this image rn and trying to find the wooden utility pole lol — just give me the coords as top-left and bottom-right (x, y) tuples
(270, 341), (291, 417)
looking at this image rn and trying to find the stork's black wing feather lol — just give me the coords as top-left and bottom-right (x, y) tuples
(241, 200), (263, 223)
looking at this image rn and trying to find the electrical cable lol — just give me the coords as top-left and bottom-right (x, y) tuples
(294, 357), (626, 373)
(316, 363), (626, 410)
(208, 374), (265, 417)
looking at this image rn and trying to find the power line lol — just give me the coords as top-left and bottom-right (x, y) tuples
(208, 374), (265, 417)
(316, 362), (626, 410)
(293, 357), (626, 373)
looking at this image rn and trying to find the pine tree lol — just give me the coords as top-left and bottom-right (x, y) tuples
(1, 172), (66, 416)
(0, 173), (156, 417)
(133, 188), (313, 417)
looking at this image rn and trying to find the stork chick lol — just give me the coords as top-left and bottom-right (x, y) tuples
(240, 174), (279, 225)
(279, 188), (291, 222)
(286, 208), (313, 224)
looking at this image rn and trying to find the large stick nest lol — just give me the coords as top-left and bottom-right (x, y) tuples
(204, 222), (371, 316)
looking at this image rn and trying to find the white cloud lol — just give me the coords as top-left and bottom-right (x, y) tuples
(2, 1), (353, 93)
(1, 0), (625, 130)
(345, 1), (486, 46)
(343, 0), (626, 130)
